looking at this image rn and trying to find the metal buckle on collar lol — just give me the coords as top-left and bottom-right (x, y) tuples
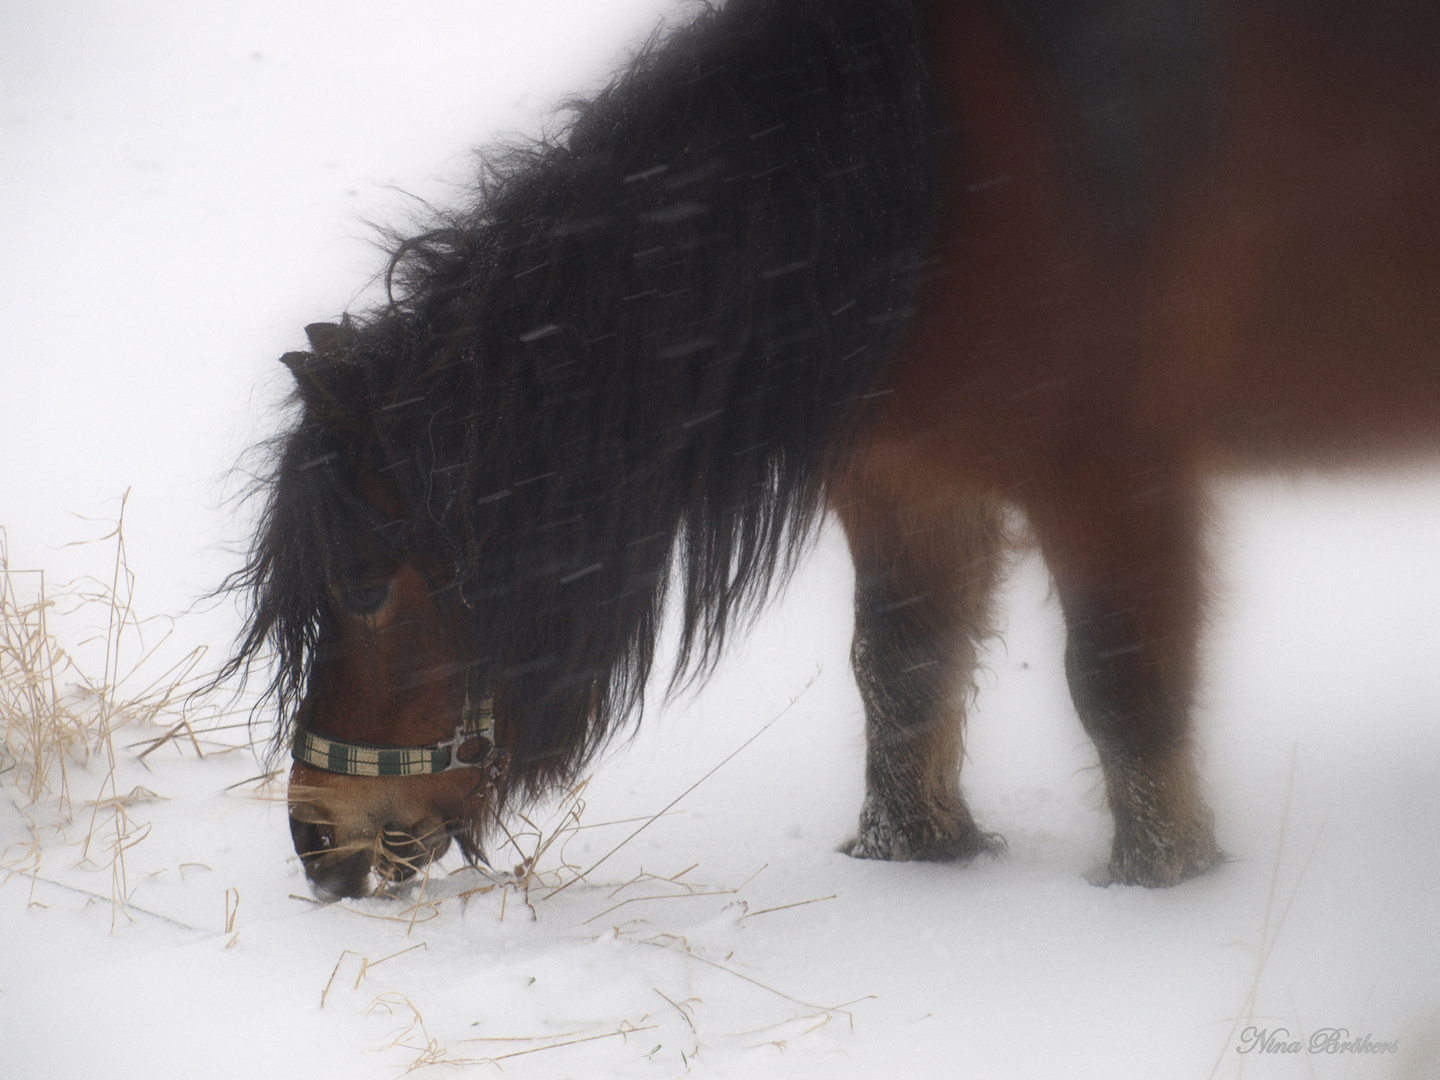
(434, 693), (498, 771)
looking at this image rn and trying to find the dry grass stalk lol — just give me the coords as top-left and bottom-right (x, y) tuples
(739, 893), (837, 921)
(450, 783), (761, 930)
(632, 930), (875, 1031)
(489, 777), (593, 905)
(654, 988), (702, 1064)
(320, 949), (361, 1009)
(320, 944), (431, 1008)
(0, 499), (237, 927)
(368, 995), (460, 1073)
(581, 864), (765, 926)
(544, 667), (820, 901)
(369, 994), (660, 1073)
(1208, 745), (1329, 1080)
(1, 527), (85, 811)
(452, 1015), (659, 1063)
(354, 942), (429, 988)
(224, 886), (241, 947)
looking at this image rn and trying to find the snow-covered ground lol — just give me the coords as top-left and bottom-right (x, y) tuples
(2, 3), (1437, 1078)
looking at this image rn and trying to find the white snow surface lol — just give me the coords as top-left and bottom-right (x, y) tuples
(2, 3), (1438, 1078)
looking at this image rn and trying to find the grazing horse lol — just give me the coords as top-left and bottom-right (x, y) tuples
(227, 0), (1440, 898)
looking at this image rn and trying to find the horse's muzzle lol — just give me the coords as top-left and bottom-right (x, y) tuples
(288, 810), (454, 899)
(287, 763), (478, 899)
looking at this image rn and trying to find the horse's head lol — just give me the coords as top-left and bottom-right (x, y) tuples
(237, 311), (678, 898)
(244, 321), (494, 897)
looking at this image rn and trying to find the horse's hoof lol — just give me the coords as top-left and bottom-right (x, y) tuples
(842, 806), (1005, 863)
(1100, 836), (1225, 887)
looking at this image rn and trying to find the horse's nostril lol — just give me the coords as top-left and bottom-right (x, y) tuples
(290, 814), (336, 859)
(290, 813), (373, 899)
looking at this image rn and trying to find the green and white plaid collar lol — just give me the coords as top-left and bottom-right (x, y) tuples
(292, 697), (497, 778)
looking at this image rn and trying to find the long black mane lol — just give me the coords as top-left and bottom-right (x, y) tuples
(227, 0), (945, 803)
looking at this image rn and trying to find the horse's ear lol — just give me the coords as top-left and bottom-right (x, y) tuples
(303, 317), (355, 360)
(281, 325), (368, 436)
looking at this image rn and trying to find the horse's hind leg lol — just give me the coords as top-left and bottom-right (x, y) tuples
(835, 473), (1007, 862)
(1026, 455), (1222, 886)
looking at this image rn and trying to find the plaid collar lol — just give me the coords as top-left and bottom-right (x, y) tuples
(291, 696), (497, 778)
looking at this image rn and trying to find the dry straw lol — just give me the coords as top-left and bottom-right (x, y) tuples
(0, 495), (229, 927)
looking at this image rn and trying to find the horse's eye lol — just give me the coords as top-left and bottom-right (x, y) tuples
(335, 581), (393, 616)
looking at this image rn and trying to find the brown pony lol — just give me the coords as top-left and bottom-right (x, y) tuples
(227, 0), (1440, 898)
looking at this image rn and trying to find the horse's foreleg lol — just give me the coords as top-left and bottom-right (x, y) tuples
(835, 478), (1007, 862)
(1027, 460), (1221, 886)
